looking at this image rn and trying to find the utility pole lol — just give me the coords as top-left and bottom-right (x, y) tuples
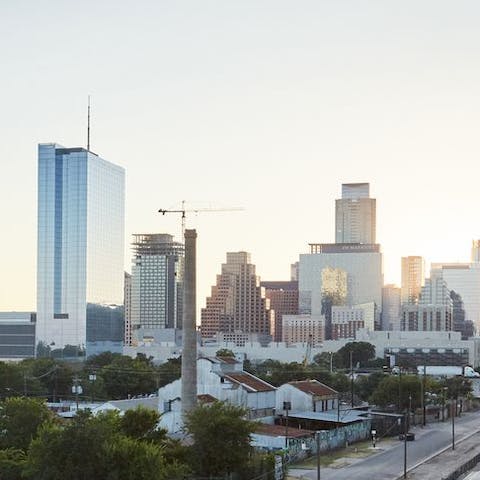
(422, 364), (427, 426)
(72, 376), (82, 411)
(316, 431), (321, 480)
(452, 397), (456, 450)
(283, 401), (291, 450)
(350, 349), (354, 407)
(403, 412), (408, 479)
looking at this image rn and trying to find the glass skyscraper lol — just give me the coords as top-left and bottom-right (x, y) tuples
(36, 144), (125, 355)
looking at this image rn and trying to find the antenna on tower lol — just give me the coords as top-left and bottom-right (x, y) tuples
(87, 95), (91, 151)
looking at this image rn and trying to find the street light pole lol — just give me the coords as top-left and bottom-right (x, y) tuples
(403, 412), (408, 479)
(408, 395), (412, 431)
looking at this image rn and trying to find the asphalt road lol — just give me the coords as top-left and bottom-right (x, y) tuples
(288, 410), (480, 480)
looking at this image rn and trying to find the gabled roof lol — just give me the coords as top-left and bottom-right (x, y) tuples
(288, 380), (337, 397)
(198, 394), (217, 404)
(224, 372), (276, 393)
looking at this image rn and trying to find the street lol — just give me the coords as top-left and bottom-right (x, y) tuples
(288, 409), (480, 480)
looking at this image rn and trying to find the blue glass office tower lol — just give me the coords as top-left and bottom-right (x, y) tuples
(37, 144), (125, 355)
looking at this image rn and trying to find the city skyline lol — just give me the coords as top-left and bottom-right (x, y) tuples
(2, 1), (480, 312)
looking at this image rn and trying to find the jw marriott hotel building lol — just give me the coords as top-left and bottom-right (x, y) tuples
(36, 143), (125, 355)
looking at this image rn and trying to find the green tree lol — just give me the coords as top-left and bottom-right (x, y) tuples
(216, 348), (235, 358)
(100, 355), (157, 399)
(442, 376), (472, 399)
(21, 358), (74, 401)
(0, 397), (53, 451)
(156, 357), (181, 389)
(370, 374), (441, 411)
(0, 448), (26, 480)
(185, 402), (255, 477)
(104, 435), (187, 480)
(335, 342), (376, 369)
(25, 411), (118, 480)
(85, 351), (123, 369)
(24, 410), (187, 480)
(0, 362), (24, 399)
(355, 372), (386, 401)
(119, 407), (166, 441)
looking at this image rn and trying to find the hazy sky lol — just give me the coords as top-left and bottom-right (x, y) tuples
(1, 0), (480, 311)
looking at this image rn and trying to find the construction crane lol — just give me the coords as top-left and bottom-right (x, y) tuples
(158, 200), (243, 238)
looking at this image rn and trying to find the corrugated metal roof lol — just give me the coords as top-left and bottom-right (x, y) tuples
(255, 423), (314, 438)
(224, 372), (276, 392)
(288, 380), (338, 397)
(288, 410), (367, 424)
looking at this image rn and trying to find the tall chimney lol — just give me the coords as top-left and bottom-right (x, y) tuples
(181, 229), (197, 418)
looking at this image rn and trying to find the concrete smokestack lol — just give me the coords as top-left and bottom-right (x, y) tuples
(181, 229), (197, 418)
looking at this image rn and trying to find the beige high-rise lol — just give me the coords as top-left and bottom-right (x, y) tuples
(335, 183), (376, 244)
(401, 256), (425, 304)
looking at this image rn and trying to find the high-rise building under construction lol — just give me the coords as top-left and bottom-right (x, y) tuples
(128, 234), (184, 344)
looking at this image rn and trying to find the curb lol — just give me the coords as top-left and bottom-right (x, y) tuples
(396, 429), (480, 479)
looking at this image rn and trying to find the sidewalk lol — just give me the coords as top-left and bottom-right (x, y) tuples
(288, 422), (432, 477)
(406, 430), (480, 480)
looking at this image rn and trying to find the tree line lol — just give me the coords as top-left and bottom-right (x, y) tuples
(0, 352), (181, 403)
(0, 397), (275, 480)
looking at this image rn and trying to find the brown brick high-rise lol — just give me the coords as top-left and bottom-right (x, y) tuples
(201, 252), (274, 339)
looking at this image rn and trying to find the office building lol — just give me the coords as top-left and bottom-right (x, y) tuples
(431, 263), (480, 328)
(382, 285), (401, 330)
(331, 306), (364, 340)
(130, 234), (184, 344)
(282, 314), (325, 345)
(450, 291), (475, 340)
(335, 183), (376, 244)
(290, 262), (299, 282)
(0, 312), (36, 359)
(299, 243), (383, 323)
(401, 256), (425, 305)
(472, 240), (480, 263)
(261, 281), (298, 342)
(36, 144), (125, 355)
(124, 272), (132, 346)
(400, 305), (452, 332)
(331, 302), (376, 340)
(319, 266), (347, 339)
(201, 252), (274, 339)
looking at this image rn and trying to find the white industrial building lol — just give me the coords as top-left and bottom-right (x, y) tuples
(157, 356), (276, 433)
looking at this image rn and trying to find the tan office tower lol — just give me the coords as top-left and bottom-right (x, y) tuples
(335, 183), (376, 244)
(382, 284), (401, 330)
(401, 256), (425, 304)
(472, 240), (480, 263)
(201, 252), (274, 339)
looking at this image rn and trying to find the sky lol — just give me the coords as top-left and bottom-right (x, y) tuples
(1, 0), (480, 311)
